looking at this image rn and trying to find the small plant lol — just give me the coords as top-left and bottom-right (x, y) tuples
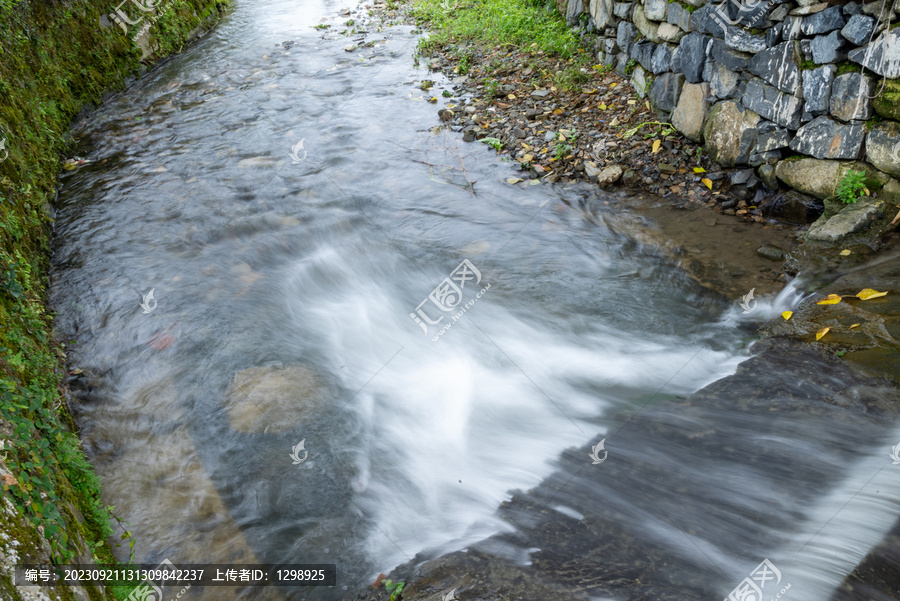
(420, 80), (434, 90)
(624, 58), (637, 75)
(442, 89), (452, 97)
(554, 66), (590, 91)
(481, 137), (503, 151)
(345, 18), (355, 25)
(383, 579), (406, 601)
(484, 79), (501, 98)
(313, 23), (330, 29)
(836, 170), (869, 204)
(456, 52), (473, 74)
(553, 133), (573, 160)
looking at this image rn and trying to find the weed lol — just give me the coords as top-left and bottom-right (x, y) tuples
(836, 170), (869, 204)
(481, 136), (503, 150)
(554, 66), (590, 91)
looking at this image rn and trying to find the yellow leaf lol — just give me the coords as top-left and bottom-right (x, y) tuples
(507, 94), (516, 100)
(70, 368), (83, 374)
(645, 101), (650, 110)
(701, 178), (713, 189)
(553, 108), (564, 115)
(782, 311), (793, 320)
(850, 323), (860, 329)
(627, 100), (637, 105)
(652, 139), (661, 154)
(693, 167), (706, 173)
(839, 249), (851, 256)
(599, 103), (607, 110)
(816, 293), (842, 305)
(582, 88), (596, 94)
(428, 96), (438, 103)
(522, 154), (533, 162)
(506, 178), (524, 184)
(816, 327), (830, 340)
(856, 288), (888, 300)
(609, 83), (617, 88)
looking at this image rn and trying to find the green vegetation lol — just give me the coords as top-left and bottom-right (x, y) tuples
(383, 579), (406, 601)
(555, 66), (590, 91)
(836, 170), (869, 204)
(482, 136), (504, 150)
(0, 0), (227, 597)
(412, 0), (584, 58)
(836, 62), (862, 76)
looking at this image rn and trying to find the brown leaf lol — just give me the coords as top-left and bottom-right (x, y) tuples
(1, 473), (17, 486)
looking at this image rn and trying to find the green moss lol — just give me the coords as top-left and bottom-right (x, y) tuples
(0, 1), (228, 598)
(680, 2), (698, 12)
(835, 61), (862, 76)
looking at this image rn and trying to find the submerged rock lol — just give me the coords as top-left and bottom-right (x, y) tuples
(226, 364), (328, 433)
(806, 196), (885, 241)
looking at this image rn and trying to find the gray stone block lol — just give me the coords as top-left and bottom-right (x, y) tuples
(667, 2), (692, 31)
(742, 76), (805, 129)
(644, 0), (668, 21)
(711, 38), (752, 71)
(843, 2), (863, 15)
(617, 21), (637, 55)
(810, 30), (848, 64)
(783, 15), (803, 39)
(725, 25), (768, 53)
(848, 29), (900, 78)
(650, 43), (674, 73)
(800, 5), (846, 35)
(748, 41), (802, 95)
(613, 2), (632, 18)
(756, 128), (793, 152)
(802, 65), (836, 115)
(840, 14), (875, 46)
(677, 33), (711, 83)
(672, 81), (710, 142)
(830, 72), (874, 121)
(865, 120), (900, 177)
(649, 71), (686, 112)
(789, 116), (865, 159)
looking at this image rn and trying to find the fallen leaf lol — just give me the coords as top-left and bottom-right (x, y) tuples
(428, 96), (438, 104)
(507, 94), (516, 100)
(816, 294), (842, 305)
(816, 327), (830, 340)
(582, 88), (596, 94)
(522, 154), (533, 162)
(701, 178), (713, 189)
(69, 368), (83, 375)
(850, 323), (860, 328)
(598, 103), (607, 110)
(839, 249), (851, 256)
(609, 83), (617, 88)
(782, 311), (793, 320)
(652, 139), (661, 154)
(627, 100), (637, 105)
(645, 101), (650, 110)
(506, 178), (524, 184)
(553, 108), (564, 115)
(1, 473), (16, 486)
(856, 288), (888, 300)
(891, 208), (900, 226)
(693, 167), (706, 173)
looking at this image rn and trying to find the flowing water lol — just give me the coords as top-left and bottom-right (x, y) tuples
(49, 1), (900, 600)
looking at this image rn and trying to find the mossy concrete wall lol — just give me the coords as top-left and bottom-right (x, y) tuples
(0, 1), (228, 599)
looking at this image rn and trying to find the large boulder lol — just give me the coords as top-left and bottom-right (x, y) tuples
(848, 29), (900, 78)
(742, 77), (804, 130)
(774, 158), (891, 198)
(872, 78), (900, 121)
(748, 41), (802, 95)
(829, 72), (874, 122)
(806, 197), (886, 241)
(671, 82), (709, 142)
(702, 100), (761, 167)
(865, 121), (900, 178)
(789, 116), (865, 160)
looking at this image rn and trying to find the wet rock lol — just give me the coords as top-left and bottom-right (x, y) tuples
(789, 116), (865, 160)
(802, 65), (836, 115)
(865, 121), (900, 178)
(759, 163), (778, 189)
(748, 41), (802, 95)
(755, 128), (792, 153)
(633, 5), (662, 42)
(649, 71), (685, 112)
(344, 44), (357, 52)
(672, 82), (709, 142)
(848, 29), (900, 78)
(226, 364), (328, 433)
(709, 62), (742, 99)
(811, 30), (848, 63)
(725, 26), (768, 53)
(757, 243), (788, 260)
(676, 33), (711, 83)
(806, 197), (885, 241)
(742, 77), (804, 129)
(596, 165), (623, 185)
(840, 14), (875, 46)
(766, 190), (824, 223)
(658, 22), (686, 43)
(800, 5), (846, 34)
(830, 72), (874, 122)
(703, 100), (760, 167)
(873, 78), (900, 121)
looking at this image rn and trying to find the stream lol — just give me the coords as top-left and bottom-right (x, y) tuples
(49, 1), (900, 600)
